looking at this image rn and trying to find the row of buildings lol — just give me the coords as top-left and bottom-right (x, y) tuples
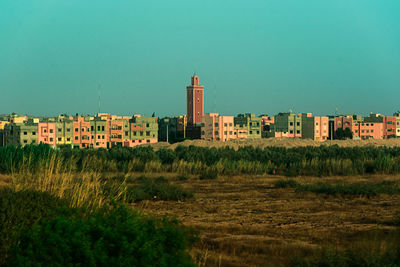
(0, 113), (158, 148)
(1, 75), (399, 148)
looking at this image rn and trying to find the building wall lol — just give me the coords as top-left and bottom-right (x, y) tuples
(234, 113), (262, 139)
(314, 117), (329, 141)
(56, 120), (73, 147)
(334, 116), (353, 132)
(90, 119), (107, 148)
(107, 120), (123, 147)
(274, 112), (302, 138)
(396, 116), (400, 137)
(352, 122), (384, 140)
(124, 116), (158, 147)
(201, 113), (236, 141)
(73, 117), (92, 149)
(384, 116), (396, 138)
(38, 122), (56, 147)
(5, 123), (38, 146)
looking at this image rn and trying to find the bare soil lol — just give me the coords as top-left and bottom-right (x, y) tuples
(132, 174), (400, 266)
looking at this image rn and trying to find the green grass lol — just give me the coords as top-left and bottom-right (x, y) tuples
(274, 179), (400, 197)
(125, 176), (194, 202)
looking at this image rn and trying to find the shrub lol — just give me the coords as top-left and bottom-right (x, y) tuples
(199, 169), (218, 180)
(125, 176), (193, 202)
(274, 179), (300, 188)
(6, 204), (198, 267)
(0, 188), (68, 265)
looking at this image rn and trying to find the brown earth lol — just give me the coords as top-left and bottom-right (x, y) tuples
(132, 174), (400, 267)
(150, 138), (400, 150)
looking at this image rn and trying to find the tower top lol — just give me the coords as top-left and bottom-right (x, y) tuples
(191, 75), (199, 86)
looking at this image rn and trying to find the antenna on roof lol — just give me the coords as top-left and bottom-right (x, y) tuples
(98, 84), (102, 115)
(335, 107), (338, 116)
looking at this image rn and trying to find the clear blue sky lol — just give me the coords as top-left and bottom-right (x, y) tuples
(1, 0), (399, 117)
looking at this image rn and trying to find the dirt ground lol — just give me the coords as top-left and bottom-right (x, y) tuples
(150, 138), (400, 151)
(133, 174), (400, 267)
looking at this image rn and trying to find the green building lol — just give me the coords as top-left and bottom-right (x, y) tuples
(4, 121), (38, 146)
(234, 113), (262, 139)
(273, 112), (302, 137)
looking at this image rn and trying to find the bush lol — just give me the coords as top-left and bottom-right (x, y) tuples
(274, 179), (300, 188)
(126, 176), (193, 202)
(0, 188), (68, 265)
(6, 204), (198, 267)
(199, 169), (218, 180)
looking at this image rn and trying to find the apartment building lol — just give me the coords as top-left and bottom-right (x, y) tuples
(158, 116), (187, 143)
(234, 113), (262, 139)
(273, 112), (302, 138)
(201, 113), (235, 141)
(352, 121), (384, 140)
(4, 121), (38, 146)
(73, 116), (92, 149)
(123, 116), (158, 147)
(56, 116), (73, 147)
(301, 113), (329, 141)
(38, 122), (56, 147)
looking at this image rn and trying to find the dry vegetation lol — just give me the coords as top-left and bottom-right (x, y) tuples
(131, 173), (400, 266)
(151, 138), (400, 150)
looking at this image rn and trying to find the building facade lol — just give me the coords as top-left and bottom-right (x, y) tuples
(274, 112), (302, 138)
(234, 113), (262, 139)
(201, 113), (236, 141)
(186, 75), (204, 126)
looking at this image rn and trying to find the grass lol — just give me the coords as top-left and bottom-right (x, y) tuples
(125, 176), (194, 202)
(274, 179), (400, 197)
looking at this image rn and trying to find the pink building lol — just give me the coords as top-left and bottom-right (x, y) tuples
(107, 120), (123, 147)
(334, 116), (353, 132)
(384, 116), (396, 138)
(187, 75), (204, 126)
(73, 117), (92, 149)
(38, 122), (56, 147)
(352, 122), (384, 140)
(201, 113), (236, 141)
(313, 116), (329, 141)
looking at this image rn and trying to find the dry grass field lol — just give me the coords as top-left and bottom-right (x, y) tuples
(132, 173), (400, 266)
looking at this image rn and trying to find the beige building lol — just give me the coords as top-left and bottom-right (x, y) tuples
(201, 113), (236, 141)
(4, 122), (38, 146)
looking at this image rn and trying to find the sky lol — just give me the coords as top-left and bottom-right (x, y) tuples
(0, 0), (399, 117)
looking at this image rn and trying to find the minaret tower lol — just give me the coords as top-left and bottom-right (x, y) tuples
(186, 74), (204, 125)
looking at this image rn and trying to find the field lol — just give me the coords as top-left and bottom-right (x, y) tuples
(131, 173), (400, 266)
(2, 140), (400, 266)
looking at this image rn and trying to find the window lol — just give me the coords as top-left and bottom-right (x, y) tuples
(44, 129), (47, 133)
(224, 123), (227, 127)
(125, 131), (128, 136)
(146, 123), (149, 127)
(290, 122), (294, 126)
(58, 128), (62, 132)
(102, 135), (105, 139)
(58, 138), (62, 141)
(224, 131), (227, 135)
(146, 131), (150, 136)
(32, 132), (36, 135)
(250, 131), (253, 134)
(371, 130), (374, 133)
(91, 126), (94, 131)
(147, 140), (150, 143)
(24, 131), (27, 135)
(229, 131), (233, 135)
(67, 138), (70, 141)
(32, 140), (36, 144)
(133, 131), (137, 136)
(139, 140), (142, 143)
(297, 130), (300, 134)
(140, 131), (143, 136)
(229, 123), (233, 126)
(296, 122), (300, 126)
(215, 123), (218, 127)
(75, 128), (79, 132)
(250, 122), (252, 126)
(67, 128), (70, 132)
(50, 138), (53, 142)
(102, 126), (105, 131)
(316, 122), (319, 126)
(75, 136), (79, 140)
(97, 126), (100, 131)
(215, 131), (219, 135)
(81, 128), (84, 132)
(290, 130), (293, 134)
(50, 129), (53, 133)
(23, 140), (27, 144)
(257, 131), (260, 134)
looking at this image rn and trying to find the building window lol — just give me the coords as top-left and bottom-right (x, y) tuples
(297, 130), (300, 134)
(97, 126), (100, 131)
(257, 131), (260, 134)
(81, 128), (84, 132)
(91, 126), (94, 131)
(50, 138), (53, 142)
(229, 131), (233, 135)
(146, 131), (150, 136)
(67, 138), (70, 141)
(250, 131), (253, 134)
(224, 131), (227, 135)
(229, 123), (233, 126)
(58, 138), (62, 141)
(133, 131), (137, 136)
(146, 123), (149, 127)
(75, 136), (78, 140)
(215, 131), (219, 135)
(224, 123), (227, 127)
(23, 140), (27, 144)
(140, 131), (143, 136)
(125, 131), (128, 136)
(67, 128), (71, 132)
(102, 126), (105, 131)
(49, 129), (53, 133)
(44, 129), (47, 133)
(32, 140), (36, 144)
(24, 131), (27, 135)
(147, 140), (150, 143)
(296, 122), (300, 126)
(102, 135), (105, 139)
(215, 123), (218, 127)
(58, 128), (62, 132)
(75, 128), (79, 132)
(32, 132), (36, 135)
(290, 122), (293, 126)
